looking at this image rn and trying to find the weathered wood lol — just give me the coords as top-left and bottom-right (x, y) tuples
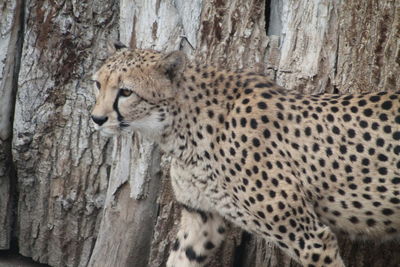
(0, 0), (22, 250)
(88, 136), (162, 267)
(11, 0), (119, 265)
(196, 0), (270, 71)
(335, 0), (400, 93)
(275, 0), (340, 94)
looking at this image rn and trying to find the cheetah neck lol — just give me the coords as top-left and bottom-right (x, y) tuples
(157, 64), (276, 165)
(155, 65), (229, 163)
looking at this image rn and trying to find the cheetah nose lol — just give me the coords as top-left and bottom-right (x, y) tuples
(91, 115), (108, 126)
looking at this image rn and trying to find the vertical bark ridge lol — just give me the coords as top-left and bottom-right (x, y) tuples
(12, 1), (119, 265)
(0, 0), (24, 251)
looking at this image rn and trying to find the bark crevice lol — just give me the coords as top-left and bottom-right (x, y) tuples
(10, 0), (27, 243)
(0, 0), (25, 252)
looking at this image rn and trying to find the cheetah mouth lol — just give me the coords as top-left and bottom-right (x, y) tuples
(120, 122), (130, 128)
(97, 127), (119, 137)
(93, 122), (125, 137)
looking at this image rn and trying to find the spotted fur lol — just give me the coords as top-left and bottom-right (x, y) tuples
(91, 45), (400, 267)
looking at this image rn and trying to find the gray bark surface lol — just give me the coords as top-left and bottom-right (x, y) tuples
(10, 1), (119, 266)
(335, 0), (400, 93)
(0, 0), (22, 250)
(88, 137), (162, 267)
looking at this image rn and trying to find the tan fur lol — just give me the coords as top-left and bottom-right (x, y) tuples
(91, 47), (400, 267)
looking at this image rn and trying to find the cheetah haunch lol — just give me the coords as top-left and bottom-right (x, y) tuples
(91, 43), (400, 267)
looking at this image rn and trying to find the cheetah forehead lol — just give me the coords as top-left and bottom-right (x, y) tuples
(96, 49), (163, 79)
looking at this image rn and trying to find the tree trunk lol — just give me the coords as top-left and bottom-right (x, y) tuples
(0, 0), (22, 250)
(1, 0), (399, 266)
(9, 1), (119, 266)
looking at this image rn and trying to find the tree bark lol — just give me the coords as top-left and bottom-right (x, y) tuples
(88, 136), (162, 267)
(0, 0), (22, 250)
(335, 0), (400, 93)
(11, 1), (119, 266)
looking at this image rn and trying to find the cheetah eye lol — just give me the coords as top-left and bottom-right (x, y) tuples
(95, 81), (101, 89)
(119, 88), (133, 97)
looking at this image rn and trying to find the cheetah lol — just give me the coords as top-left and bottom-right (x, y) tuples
(91, 42), (400, 267)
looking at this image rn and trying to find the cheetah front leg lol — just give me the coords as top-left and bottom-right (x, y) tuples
(271, 202), (345, 267)
(166, 206), (226, 267)
(296, 224), (345, 267)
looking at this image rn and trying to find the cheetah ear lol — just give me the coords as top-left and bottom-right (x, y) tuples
(157, 51), (187, 81)
(107, 40), (128, 55)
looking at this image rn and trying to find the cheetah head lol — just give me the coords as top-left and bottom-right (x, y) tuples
(91, 42), (186, 139)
